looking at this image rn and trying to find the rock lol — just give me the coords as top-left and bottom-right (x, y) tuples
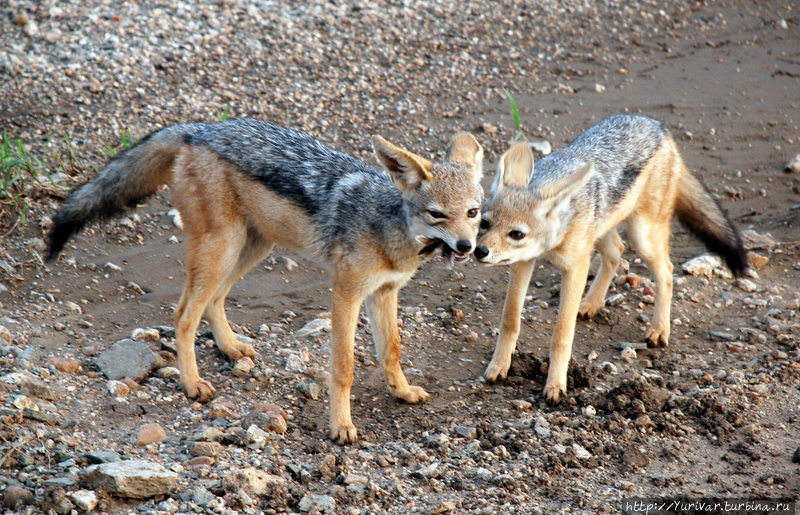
(620, 347), (637, 362)
(12, 394), (38, 411)
(298, 493), (336, 513)
(510, 399), (532, 411)
(709, 331), (735, 342)
(285, 353), (305, 372)
(413, 462), (439, 479)
(455, 426), (477, 439)
(84, 450), (121, 464)
(785, 153), (800, 173)
(68, 490), (98, 511)
(681, 254), (732, 278)
(281, 256), (299, 271)
(3, 485), (34, 510)
(622, 447), (650, 469)
(155, 366), (180, 380)
(167, 208), (183, 229)
(593, 83), (606, 93)
(4, 371), (61, 400)
(431, 501), (458, 514)
(296, 317), (331, 337)
(62, 300), (82, 314)
(635, 414), (653, 427)
(221, 467), (285, 495)
(190, 441), (222, 457)
(208, 401), (240, 420)
(606, 293), (625, 306)
(740, 229), (779, 251)
(131, 327), (160, 342)
(196, 426), (225, 442)
(81, 460), (178, 498)
(232, 357), (255, 378)
(583, 405), (596, 417)
(95, 339), (164, 381)
(138, 423), (167, 446)
(107, 380), (130, 397)
(747, 253), (769, 269)
(0, 324), (12, 344)
(734, 278), (757, 292)
(615, 341), (648, 351)
(296, 380), (321, 400)
(190, 486), (217, 507)
(572, 443), (592, 459)
(48, 356), (80, 373)
(241, 409), (287, 434)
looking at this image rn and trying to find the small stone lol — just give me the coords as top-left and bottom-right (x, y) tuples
(510, 399), (532, 411)
(413, 462), (439, 479)
(281, 256), (299, 271)
(196, 426), (225, 442)
(12, 394), (39, 411)
(572, 443), (592, 459)
(620, 347), (637, 362)
(62, 300), (82, 314)
(298, 494), (336, 513)
(107, 379), (130, 397)
(295, 380), (321, 400)
(455, 426), (477, 439)
(155, 366), (180, 380)
(167, 208), (183, 229)
(0, 324), (12, 344)
(221, 468), (285, 495)
(296, 317), (331, 337)
(138, 423), (167, 446)
(583, 405), (596, 417)
(68, 490), (98, 511)
(191, 441), (222, 457)
(95, 339), (164, 381)
(735, 278), (757, 292)
(681, 254), (732, 278)
(431, 501), (457, 514)
(740, 229), (779, 251)
(606, 293), (625, 306)
(615, 341), (648, 351)
(785, 153), (800, 172)
(48, 356), (80, 373)
(593, 83), (606, 93)
(635, 414), (653, 427)
(232, 357), (255, 378)
(131, 327), (160, 342)
(81, 460), (178, 498)
(84, 450), (121, 464)
(747, 253), (769, 269)
(3, 485), (34, 510)
(709, 331), (735, 342)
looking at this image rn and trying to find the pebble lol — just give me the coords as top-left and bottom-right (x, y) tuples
(615, 341), (649, 351)
(621, 347), (637, 362)
(48, 356), (80, 373)
(107, 379), (130, 397)
(285, 353), (306, 372)
(68, 490), (98, 511)
(131, 327), (160, 342)
(3, 486), (34, 510)
(734, 278), (758, 292)
(709, 331), (735, 342)
(296, 380), (321, 400)
(572, 443), (592, 459)
(510, 399), (532, 411)
(582, 405), (596, 417)
(681, 254), (732, 278)
(298, 493), (336, 513)
(138, 422), (167, 446)
(0, 324), (12, 344)
(232, 356), (255, 378)
(296, 317), (331, 337)
(785, 153), (800, 173)
(606, 293), (625, 306)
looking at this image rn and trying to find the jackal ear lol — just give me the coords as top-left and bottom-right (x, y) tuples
(372, 135), (433, 192)
(538, 161), (593, 201)
(492, 142), (534, 194)
(446, 132), (484, 181)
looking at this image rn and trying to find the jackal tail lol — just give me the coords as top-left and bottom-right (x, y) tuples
(46, 125), (197, 260)
(675, 171), (747, 276)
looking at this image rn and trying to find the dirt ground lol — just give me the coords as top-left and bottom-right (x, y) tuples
(1, 1), (799, 513)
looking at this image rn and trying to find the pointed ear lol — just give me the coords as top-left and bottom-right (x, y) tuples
(372, 135), (433, 192)
(446, 132), (483, 181)
(491, 142), (534, 195)
(537, 161), (593, 202)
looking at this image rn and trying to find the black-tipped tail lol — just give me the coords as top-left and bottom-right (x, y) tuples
(675, 172), (747, 276)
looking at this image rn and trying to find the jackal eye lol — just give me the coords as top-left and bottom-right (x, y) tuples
(509, 230), (526, 241)
(428, 209), (447, 219)
(467, 208), (479, 218)
(479, 219), (490, 230)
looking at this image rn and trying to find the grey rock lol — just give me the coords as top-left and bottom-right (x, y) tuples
(84, 450), (121, 464)
(43, 476), (77, 488)
(81, 460), (178, 498)
(615, 341), (649, 351)
(709, 331), (735, 342)
(3, 485), (34, 510)
(68, 490), (98, 512)
(455, 426), (477, 439)
(95, 339), (164, 381)
(295, 380), (321, 400)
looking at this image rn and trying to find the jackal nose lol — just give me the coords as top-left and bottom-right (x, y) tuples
(455, 240), (473, 253)
(473, 246), (489, 260)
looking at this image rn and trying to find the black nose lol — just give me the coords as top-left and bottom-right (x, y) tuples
(474, 246), (489, 259)
(456, 240), (472, 253)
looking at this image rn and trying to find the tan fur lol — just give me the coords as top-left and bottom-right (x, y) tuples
(480, 137), (691, 402)
(161, 137), (481, 444)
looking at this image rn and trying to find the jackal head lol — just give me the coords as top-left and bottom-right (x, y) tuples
(372, 133), (484, 265)
(474, 142), (592, 265)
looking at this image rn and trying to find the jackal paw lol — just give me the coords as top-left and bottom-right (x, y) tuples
(578, 300), (602, 320)
(646, 327), (670, 348)
(221, 341), (256, 361)
(184, 378), (216, 403)
(542, 382), (566, 405)
(394, 385), (429, 404)
(482, 359), (511, 383)
(329, 422), (358, 445)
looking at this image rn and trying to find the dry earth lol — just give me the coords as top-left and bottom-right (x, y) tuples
(1, 1), (799, 513)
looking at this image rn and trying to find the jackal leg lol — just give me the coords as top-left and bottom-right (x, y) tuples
(483, 259), (536, 383)
(205, 231), (274, 361)
(366, 284), (429, 404)
(629, 216), (674, 347)
(579, 229), (624, 319)
(544, 254), (591, 403)
(328, 282), (363, 445)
